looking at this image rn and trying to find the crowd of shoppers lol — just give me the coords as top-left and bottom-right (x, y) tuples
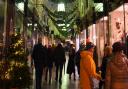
(31, 39), (66, 89)
(31, 37), (128, 89)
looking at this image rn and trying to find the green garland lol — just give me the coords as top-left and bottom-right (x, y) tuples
(42, 4), (78, 37)
(42, 5), (77, 19)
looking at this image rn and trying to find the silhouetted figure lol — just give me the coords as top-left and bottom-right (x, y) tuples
(54, 43), (66, 84)
(31, 38), (47, 89)
(99, 46), (112, 89)
(74, 44), (85, 77)
(105, 41), (128, 89)
(93, 46), (98, 67)
(45, 45), (54, 84)
(67, 44), (76, 80)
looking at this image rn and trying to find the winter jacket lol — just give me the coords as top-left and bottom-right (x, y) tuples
(80, 51), (101, 89)
(32, 43), (47, 67)
(105, 53), (128, 89)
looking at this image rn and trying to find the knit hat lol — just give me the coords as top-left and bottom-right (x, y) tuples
(86, 42), (95, 50)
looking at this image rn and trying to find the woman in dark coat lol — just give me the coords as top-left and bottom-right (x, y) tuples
(99, 46), (112, 89)
(67, 44), (76, 80)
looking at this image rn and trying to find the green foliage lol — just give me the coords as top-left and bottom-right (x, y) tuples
(8, 34), (26, 61)
(42, 4), (77, 37)
(0, 33), (32, 88)
(11, 65), (32, 88)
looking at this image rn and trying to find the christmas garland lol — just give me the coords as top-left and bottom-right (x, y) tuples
(42, 4), (78, 37)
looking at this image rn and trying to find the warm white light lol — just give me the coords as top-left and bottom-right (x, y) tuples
(27, 23), (37, 27)
(27, 23), (32, 26)
(62, 28), (66, 31)
(57, 3), (65, 11)
(17, 2), (24, 11)
(100, 16), (108, 21)
(58, 24), (65, 26)
(34, 23), (37, 27)
(67, 24), (70, 27)
(94, 3), (103, 12)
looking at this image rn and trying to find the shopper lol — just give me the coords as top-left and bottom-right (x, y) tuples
(67, 44), (76, 80)
(31, 38), (47, 89)
(54, 43), (66, 84)
(99, 46), (112, 89)
(105, 41), (128, 89)
(74, 44), (85, 77)
(80, 42), (101, 89)
(45, 45), (54, 84)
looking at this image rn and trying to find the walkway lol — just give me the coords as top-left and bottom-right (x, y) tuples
(30, 53), (80, 89)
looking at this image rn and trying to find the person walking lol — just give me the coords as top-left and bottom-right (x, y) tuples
(54, 43), (66, 84)
(31, 38), (47, 89)
(67, 44), (76, 80)
(80, 42), (101, 89)
(99, 46), (112, 89)
(74, 44), (85, 78)
(45, 45), (54, 84)
(105, 41), (128, 89)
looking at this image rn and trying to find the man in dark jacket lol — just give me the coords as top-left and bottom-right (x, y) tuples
(54, 43), (66, 84)
(32, 38), (47, 89)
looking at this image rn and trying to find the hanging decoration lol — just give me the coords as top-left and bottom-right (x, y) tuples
(42, 4), (78, 37)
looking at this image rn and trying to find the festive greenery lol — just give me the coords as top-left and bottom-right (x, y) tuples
(0, 33), (32, 88)
(42, 4), (78, 37)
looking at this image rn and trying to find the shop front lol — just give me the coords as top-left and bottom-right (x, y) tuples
(95, 16), (108, 65)
(109, 3), (128, 45)
(87, 16), (109, 65)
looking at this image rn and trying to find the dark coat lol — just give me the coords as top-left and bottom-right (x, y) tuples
(32, 43), (47, 67)
(67, 47), (75, 74)
(54, 44), (66, 65)
(46, 47), (54, 68)
(101, 55), (111, 79)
